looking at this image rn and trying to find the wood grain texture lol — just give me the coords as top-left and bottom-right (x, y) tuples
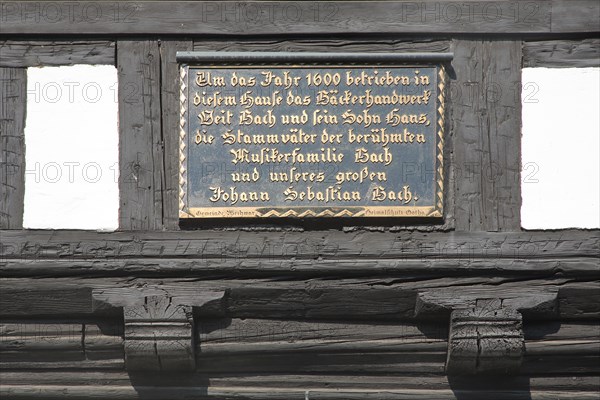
(523, 38), (600, 68)
(123, 296), (194, 371)
(0, 278), (598, 320)
(0, 68), (26, 229)
(2, 257), (598, 279)
(1, 229), (597, 260)
(2, 385), (598, 400)
(117, 41), (163, 230)
(415, 287), (559, 320)
(0, 372), (598, 392)
(160, 40), (192, 230)
(0, 322), (123, 368)
(193, 38), (451, 53)
(1, 1), (598, 35)
(451, 40), (522, 231)
(0, 41), (115, 67)
(93, 288), (224, 371)
(446, 300), (524, 375)
(1, 318), (597, 375)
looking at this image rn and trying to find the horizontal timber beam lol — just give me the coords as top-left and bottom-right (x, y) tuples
(1, 257), (599, 278)
(1, 278), (598, 320)
(0, 1), (598, 35)
(1, 377), (599, 399)
(523, 38), (600, 68)
(1, 229), (598, 261)
(0, 41), (115, 67)
(176, 51), (454, 64)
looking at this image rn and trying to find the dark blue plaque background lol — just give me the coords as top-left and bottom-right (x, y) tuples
(184, 66), (440, 215)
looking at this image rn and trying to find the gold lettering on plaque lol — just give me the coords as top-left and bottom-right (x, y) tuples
(181, 64), (444, 219)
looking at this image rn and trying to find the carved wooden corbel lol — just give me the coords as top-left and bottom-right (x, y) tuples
(92, 288), (225, 371)
(415, 288), (558, 375)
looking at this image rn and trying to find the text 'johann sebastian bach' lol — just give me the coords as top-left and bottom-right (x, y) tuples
(178, 52), (449, 218)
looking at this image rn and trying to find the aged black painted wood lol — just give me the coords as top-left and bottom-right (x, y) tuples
(0, 41), (115, 67)
(0, 68), (26, 229)
(1, 375), (600, 399)
(93, 287), (224, 371)
(177, 51), (453, 63)
(193, 38), (452, 54)
(1, 277), (598, 320)
(523, 38), (600, 68)
(2, 229), (596, 260)
(1, 1), (599, 35)
(0, 322), (123, 368)
(446, 300), (524, 375)
(1, 319), (597, 374)
(2, 257), (598, 279)
(451, 40), (522, 232)
(117, 41), (163, 230)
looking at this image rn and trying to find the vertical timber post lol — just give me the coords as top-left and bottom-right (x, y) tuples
(0, 68), (26, 229)
(452, 40), (522, 231)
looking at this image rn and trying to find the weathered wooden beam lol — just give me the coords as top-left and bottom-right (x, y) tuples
(193, 38), (451, 53)
(0, 229), (600, 262)
(0, 41), (115, 67)
(1, 230), (598, 260)
(1, 278), (598, 320)
(0, 323), (123, 369)
(92, 288), (224, 371)
(416, 289), (559, 375)
(1, 319), (596, 375)
(1, 378), (599, 400)
(0, 1), (598, 35)
(446, 300), (524, 375)
(451, 40), (522, 231)
(4, 385), (598, 400)
(160, 40), (192, 230)
(117, 41), (163, 230)
(415, 287), (559, 320)
(196, 319), (599, 357)
(1, 372), (599, 394)
(0, 68), (26, 229)
(523, 38), (600, 68)
(1, 257), (598, 279)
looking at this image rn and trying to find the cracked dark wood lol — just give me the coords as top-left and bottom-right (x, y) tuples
(0, 68), (26, 229)
(123, 296), (195, 371)
(193, 38), (452, 53)
(0, 322), (123, 369)
(0, 41), (115, 67)
(1, 1), (599, 35)
(1, 230), (598, 260)
(117, 41), (163, 230)
(1, 318), (597, 375)
(2, 377), (599, 399)
(451, 40), (522, 231)
(446, 300), (524, 375)
(92, 288), (225, 371)
(523, 38), (600, 68)
(0, 278), (598, 321)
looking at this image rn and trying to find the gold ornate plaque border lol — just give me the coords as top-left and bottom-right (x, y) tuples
(179, 64), (446, 219)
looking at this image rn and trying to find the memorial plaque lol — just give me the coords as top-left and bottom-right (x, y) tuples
(178, 52), (449, 218)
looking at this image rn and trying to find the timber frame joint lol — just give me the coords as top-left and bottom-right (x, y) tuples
(92, 288), (225, 372)
(415, 288), (559, 375)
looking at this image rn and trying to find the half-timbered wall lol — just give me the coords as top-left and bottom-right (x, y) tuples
(1, 1), (599, 399)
